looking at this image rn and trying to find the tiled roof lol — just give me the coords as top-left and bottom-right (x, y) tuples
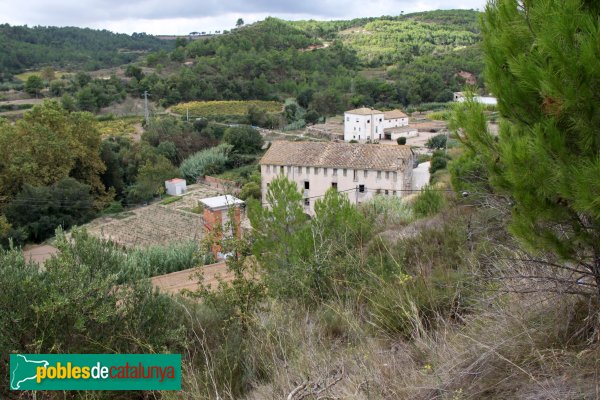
(260, 141), (413, 171)
(345, 107), (383, 115)
(383, 109), (408, 119)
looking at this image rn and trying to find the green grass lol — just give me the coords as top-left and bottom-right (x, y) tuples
(14, 70), (71, 82)
(160, 196), (183, 205)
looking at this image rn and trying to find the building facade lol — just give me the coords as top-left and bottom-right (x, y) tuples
(343, 108), (409, 142)
(259, 141), (414, 215)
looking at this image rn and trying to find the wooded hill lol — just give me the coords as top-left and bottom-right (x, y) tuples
(0, 24), (173, 78)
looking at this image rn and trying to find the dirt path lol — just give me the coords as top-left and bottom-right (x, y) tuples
(151, 261), (234, 295)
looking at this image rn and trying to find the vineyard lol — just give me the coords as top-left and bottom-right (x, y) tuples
(170, 100), (282, 118)
(85, 184), (224, 248)
(97, 117), (141, 138)
(86, 205), (204, 248)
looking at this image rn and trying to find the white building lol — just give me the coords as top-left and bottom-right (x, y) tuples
(259, 141), (414, 215)
(165, 178), (187, 196)
(453, 92), (498, 106)
(343, 108), (409, 142)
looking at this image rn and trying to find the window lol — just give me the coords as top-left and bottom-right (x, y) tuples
(343, 169), (347, 177)
(359, 184), (365, 193)
(280, 166), (284, 174)
(314, 167), (319, 175)
(376, 189), (381, 194)
(364, 170), (368, 178)
(304, 198), (310, 206)
(297, 166), (302, 174)
(356, 119), (359, 122)
(331, 182), (338, 190)
(353, 169), (358, 181)
(367, 119), (370, 123)
(324, 168), (328, 176)
(393, 191), (397, 195)
(346, 117), (349, 121)
(377, 171), (381, 179)
(287, 166), (292, 174)
(333, 168), (338, 176)
(393, 172), (397, 180)
(304, 181), (310, 190)
(385, 190), (389, 195)
(379, 118), (382, 122)
(385, 171), (390, 179)
(267, 165), (271, 173)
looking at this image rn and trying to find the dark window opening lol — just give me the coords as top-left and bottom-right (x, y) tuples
(359, 185), (365, 193)
(304, 181), (310, 190)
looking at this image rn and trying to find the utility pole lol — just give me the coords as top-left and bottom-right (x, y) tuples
(143, 90), (150, 125)
(186, 106), (189, 122)
(355, 185), (359, 205)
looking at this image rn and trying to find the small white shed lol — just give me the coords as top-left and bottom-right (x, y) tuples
(165, 178), (187, 196)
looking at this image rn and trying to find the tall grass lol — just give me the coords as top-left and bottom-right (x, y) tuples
(120, 240), (203, 281)
(179, 143), (232, 182)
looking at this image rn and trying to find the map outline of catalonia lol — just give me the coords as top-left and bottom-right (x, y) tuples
(10, 354), (49, 390)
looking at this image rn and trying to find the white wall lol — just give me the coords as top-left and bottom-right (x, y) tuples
(261, 163), (410, 215)
(344, 112), (408, 142)
(383, 117), (409, 129)
(343, 112), (385, 142)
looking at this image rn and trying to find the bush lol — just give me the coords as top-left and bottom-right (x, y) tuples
(413, 186), (446, 217)
(425, 133), (447, 149)
(397, 136), (407, 145)
(429, 155), (448, 174)
(179, 144), (232, 181)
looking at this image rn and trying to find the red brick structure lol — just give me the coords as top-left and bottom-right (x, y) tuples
(200, 195), (244, 259)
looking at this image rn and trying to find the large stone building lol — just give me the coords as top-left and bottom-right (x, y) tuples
(343, 107), (409, 142)
(259, 141), (414, 215)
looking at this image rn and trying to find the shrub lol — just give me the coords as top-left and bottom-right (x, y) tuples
(425, 133), (447, 149)
(413, 186), (446, 217)
(429, 155), (448, 174)
(179, 144), (232, 181)
(397, 136), (407, 145)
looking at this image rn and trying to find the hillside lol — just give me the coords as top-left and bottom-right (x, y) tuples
(131, 11), (484, 113)
(292, 9), (481, 66)
(0, 24), (173, 78)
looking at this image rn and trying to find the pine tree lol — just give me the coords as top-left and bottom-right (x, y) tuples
(453, 0), (600, 297)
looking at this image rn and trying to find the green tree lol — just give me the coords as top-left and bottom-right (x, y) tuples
(248, 176), (310, 297)
(127, 156), (179, 203)
(0, 101), (107, 201)
(5, 178), (95, 242)
(452, 0), (600, 296)
(223, 125), (264, 154)
(24, 75), (44, 98)
(236, 18), (244, 28)
(304, 109), (320, 125)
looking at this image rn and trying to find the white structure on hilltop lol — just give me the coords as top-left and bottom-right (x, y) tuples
(259, 141), (414, 215)
(453, 92), (498, 106)
(343, 107), (409, 142)
(165, 178), (187, 196)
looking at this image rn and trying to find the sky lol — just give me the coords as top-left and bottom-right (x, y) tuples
(2, 0), (487, 35)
